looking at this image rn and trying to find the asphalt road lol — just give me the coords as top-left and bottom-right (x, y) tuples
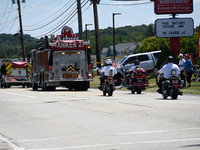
(0, 87), (200, 150)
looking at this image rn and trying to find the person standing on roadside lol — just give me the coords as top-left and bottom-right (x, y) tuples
(184, 55), (194, 87)
(178, 53), (186, 85)
(0, 60), (7, 79)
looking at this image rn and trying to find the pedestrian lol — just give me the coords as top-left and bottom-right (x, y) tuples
(178, 53), (186, 85)
(0, 60), (7, 79)
(184, 55), (194, 87)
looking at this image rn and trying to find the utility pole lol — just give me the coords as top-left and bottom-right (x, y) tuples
(77, 0), (83, 39)
(14, 0), (26, 61)
(90, 0), (101, 68)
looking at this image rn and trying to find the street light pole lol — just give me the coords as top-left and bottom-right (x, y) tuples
(113, 13), (121, 59)
(85, 24), (93, 40)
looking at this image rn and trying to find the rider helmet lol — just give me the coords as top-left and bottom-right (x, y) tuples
(134, 60), (140, 65)
(105, 59), (112, 66)
(167, 56), (174, 63)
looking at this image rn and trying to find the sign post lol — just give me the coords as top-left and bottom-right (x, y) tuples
(153, 0), (193, 56)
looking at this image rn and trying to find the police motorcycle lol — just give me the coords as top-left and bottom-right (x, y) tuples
(124, 60), (148, 94)
(125, 67), (148, 94)
(100, 70), (116, 96)
(99, 59), (123, 96)
(157, 69), (184, 99)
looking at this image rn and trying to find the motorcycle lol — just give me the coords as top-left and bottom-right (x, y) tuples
(100, 70), (116, 96)
(158, 69), (184, 99)
(125, 68), (148, 94)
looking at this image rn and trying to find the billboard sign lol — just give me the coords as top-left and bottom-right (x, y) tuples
(155, 18), (194, 38)
(155, 0), (193, 14)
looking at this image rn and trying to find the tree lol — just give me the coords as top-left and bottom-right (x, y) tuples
(180, 32), (199, 64)
(137, 36), (168, 53)
(144, 24), (154, 38)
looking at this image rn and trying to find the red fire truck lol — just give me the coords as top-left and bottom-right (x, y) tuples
(30, 26), (93, 91)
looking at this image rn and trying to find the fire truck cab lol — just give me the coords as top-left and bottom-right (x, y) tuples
(30, 26), (93, 91)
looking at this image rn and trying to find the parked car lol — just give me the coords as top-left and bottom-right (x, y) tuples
(119, 50), (161, 73)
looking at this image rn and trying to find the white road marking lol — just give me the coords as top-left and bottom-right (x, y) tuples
(0, 91), (38, 99)
(16, 128), (200, 150)
(17, 137), (60, 142)
(0, 134), (24, 150)
(27, 138), (200, 150)
(116, 128), (200, 135)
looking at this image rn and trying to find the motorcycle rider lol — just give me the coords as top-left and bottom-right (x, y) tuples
(99, 59), (118, 89)
(125, 60), (141, 86)
(156, 56), (180, 93)
(129, 60), (140, 72)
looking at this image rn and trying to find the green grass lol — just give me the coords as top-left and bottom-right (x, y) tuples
(90, 71), (200, 95)
(146, 77), (200, 95)
(92, 55), (200, 95)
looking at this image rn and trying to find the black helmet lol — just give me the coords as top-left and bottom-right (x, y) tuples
(167, 56), (174, 62)
(134, 60), (140, 65)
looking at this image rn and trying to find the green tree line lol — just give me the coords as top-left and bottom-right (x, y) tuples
(0, 34), (38, 59)
(0, 24), (199, 65)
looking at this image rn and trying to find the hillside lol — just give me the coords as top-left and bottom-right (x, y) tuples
(0, 24), (154, 58)
(0, 24), (199, 59)
(0, 34), (38, 58)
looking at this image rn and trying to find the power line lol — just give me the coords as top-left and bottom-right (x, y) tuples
(24, 0), (77, 31)
(23, 0), (71, 27)
(22, 0), (62, 11)
(0, 0), (10, 32)
(69, 0), (91, 27)
(33, 5), (78, 37)
(31, 0), (90, 37)
(7, 16), (18, 33)
(100, 2), (152, 6)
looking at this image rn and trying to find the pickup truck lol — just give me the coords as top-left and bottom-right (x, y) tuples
(118, 50), (161, 73)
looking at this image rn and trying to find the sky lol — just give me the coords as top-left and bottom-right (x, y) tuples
(0, 0), (200, 38)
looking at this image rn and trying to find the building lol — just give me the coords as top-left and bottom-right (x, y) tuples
(101, 42), (139, 57)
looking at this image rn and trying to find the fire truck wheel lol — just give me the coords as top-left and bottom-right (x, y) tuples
(32, 82), (38, 90)
(42, 73), (47, 91)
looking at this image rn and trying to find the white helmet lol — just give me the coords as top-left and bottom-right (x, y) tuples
(105, 59), (112, 65)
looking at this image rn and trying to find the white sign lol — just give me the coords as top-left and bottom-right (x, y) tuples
(155, 18), (194, 38)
